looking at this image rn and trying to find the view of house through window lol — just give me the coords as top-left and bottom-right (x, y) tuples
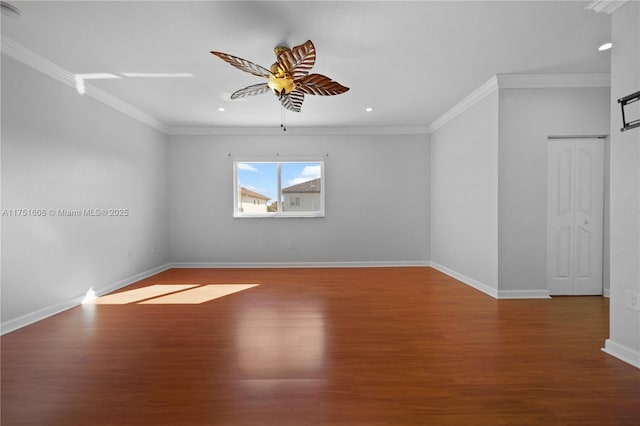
(234, 160), (324, 217)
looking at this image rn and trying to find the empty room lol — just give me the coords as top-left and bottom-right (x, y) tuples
(2, 1), (640, 425)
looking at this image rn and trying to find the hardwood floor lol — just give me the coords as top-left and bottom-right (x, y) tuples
(2, 267), (639, 425)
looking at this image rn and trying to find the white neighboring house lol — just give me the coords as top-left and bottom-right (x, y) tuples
(239, 187), (270, 213)
(282, 178), (321, 212)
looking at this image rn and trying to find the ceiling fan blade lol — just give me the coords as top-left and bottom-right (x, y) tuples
(296, 74), (350, 96)
(277, 40), (316, 80)
(231, 83), (270, 99)
(211, 51), (272, 78)
(279, 90), (305, 112)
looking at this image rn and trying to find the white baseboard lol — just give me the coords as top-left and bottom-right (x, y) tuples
(91, 263), (172, 297)
(170, 260), (431, 269)
(603, 287), (611, 298)
(430, 263), (552, 299)
(498, 289), (551, 299)
(430, 262), (499, 298)
(0, 263), (171, 336)
(602, 339), (640, 369)
(2, 260), (557, 335)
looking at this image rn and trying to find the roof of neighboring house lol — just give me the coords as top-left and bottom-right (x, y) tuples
(240, 187), (270, 200)
(282, 178), (321, 193)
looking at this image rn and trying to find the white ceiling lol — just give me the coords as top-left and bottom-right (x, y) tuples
(1, 1), (612, 129)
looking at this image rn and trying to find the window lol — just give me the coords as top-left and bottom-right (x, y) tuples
(233, 159), (324, 218)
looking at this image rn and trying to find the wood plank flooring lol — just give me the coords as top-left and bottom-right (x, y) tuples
(2, 267), (639, 425)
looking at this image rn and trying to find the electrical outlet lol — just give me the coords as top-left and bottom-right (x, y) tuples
(625, 291), (640, 311)
(286, 240), (294, 249)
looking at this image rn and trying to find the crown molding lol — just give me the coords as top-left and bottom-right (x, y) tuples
(585, 0), (629, 14)
(496, 73), (611, 89)
(2, 34), (613, 138)
(167, 125), (430, 136)
(0, 37), (426, 137)
(428, 73), (611, 133)
(428, 76), (499, 133)
(1, 36), (75, 86)
(1, 36), (168, 134)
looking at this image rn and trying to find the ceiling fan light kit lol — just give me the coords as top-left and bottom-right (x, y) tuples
(211, 40), (349, 116)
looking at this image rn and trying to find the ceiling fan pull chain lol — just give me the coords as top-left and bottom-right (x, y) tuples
(281, 105), (287, 132)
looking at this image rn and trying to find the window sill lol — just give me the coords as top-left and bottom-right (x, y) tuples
(234, 212), (325, 219)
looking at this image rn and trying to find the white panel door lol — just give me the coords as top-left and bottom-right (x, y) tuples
(547, 140), (604, 295)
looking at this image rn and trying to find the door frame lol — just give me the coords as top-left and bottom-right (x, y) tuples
(546, 136), (607, 296)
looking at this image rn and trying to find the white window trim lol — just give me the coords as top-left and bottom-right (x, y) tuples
(233, 157), (325, 218)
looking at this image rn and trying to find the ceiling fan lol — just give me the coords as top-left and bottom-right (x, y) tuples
(211, 40), (349, 113)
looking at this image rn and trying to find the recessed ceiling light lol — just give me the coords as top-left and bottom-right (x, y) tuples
(365, 107), (374, 112)
(598, 42), (612, 51)
(218, 107), (226, 112)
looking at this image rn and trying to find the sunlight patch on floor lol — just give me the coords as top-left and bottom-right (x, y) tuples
(94, 284), (199, 304)
(93, 284), (259, 305)
(139, 284), (259, 304)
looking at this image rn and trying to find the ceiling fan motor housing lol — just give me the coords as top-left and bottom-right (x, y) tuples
(268, 54), (296, 95)
(268, 75), (296, 95)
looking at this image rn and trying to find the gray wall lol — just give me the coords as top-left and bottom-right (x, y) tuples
(498, 87), (610, 295)
(1, 55), (170, 327)
(168, 133), (430, 265)
(604, 1), (640, 367)
(430, 91), (499, 293)
(429, 84), (609, 298)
